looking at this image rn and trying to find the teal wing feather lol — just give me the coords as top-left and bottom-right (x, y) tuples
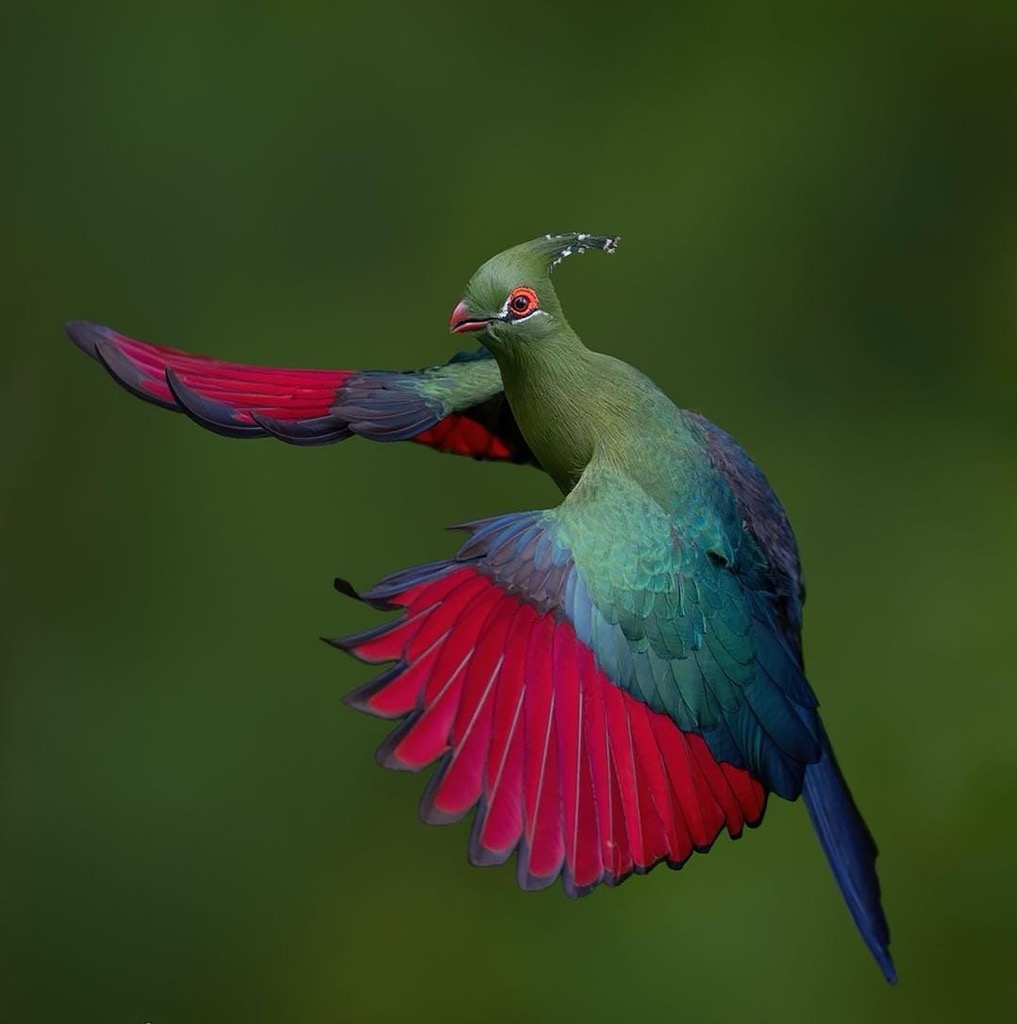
(685, 411), (804, 653)
(550, 456), (821, 799)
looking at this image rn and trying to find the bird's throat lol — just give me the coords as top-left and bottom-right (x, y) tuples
(492, 333), (608, 494)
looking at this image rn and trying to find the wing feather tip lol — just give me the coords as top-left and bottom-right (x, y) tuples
(340, 688), (372, 713)
(467, 804), (520, 868)
(333, 577), (361, 600)
(562, 870), (604, 900)
(339, 664), (403, 716)
(165, 367), (259, 437)
(744, 792), (769, 830)
(417, 754), (471, 825)
(376, 748), (415, 772)
(334, 576), (396, 611)
(469, 844), (516, 868)
(419, 805), (467, 826)
(250, 409), (352, 447)
(518, 870), (560, 893)
(65, 319), (106, 358)
(323, 632), (382, 664)
(374, 716), (429, 772)
(514, 842), (563, 893)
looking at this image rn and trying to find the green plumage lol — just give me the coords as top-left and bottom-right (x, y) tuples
(447, 235), (892, 981)
(65, 231), (894, 982)
(453, 234), (822, 794)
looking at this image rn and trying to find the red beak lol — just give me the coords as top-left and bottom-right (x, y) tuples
(448, 299), (490, 334)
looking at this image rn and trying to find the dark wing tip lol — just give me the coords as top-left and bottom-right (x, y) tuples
(164, 367), (261, 437)
(339, 665), (405, 716)
(65, 319), (108, 358)
(469, 847), (514, 868)
(333, 575), (397, 611)
(250, 410), (352, 447)
(417, 754), (470, 825)
(88, 334), (180, 411)
(467, 803), (519, 868)
(333, 577), (362, 600)
(562, 871), (603, 900)
(514, 843), (560, 893)
(374, 714), (423, 772)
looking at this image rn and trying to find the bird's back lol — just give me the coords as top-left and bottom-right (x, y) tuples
(501, 346), (796, 627)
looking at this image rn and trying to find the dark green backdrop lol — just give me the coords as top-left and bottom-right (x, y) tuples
(2, 3), (1014, 1021)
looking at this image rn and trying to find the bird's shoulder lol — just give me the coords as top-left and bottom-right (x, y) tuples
(555, 405), (804, 641)
(681, 411), (804, 622)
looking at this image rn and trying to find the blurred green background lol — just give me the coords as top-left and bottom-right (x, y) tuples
(2, 2), (1015, 1021)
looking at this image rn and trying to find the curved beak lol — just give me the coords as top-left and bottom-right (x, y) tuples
(448, 299), (490, 334)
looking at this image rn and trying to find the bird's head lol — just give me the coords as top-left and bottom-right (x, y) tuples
(448, 233), (619, 351)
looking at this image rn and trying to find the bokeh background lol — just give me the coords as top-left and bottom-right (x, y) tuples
(2, 2), (1015, 1021)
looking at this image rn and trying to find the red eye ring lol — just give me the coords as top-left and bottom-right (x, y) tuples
(506, 286), (539, 318)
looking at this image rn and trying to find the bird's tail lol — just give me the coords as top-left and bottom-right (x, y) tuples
(802, 725), (896, 983)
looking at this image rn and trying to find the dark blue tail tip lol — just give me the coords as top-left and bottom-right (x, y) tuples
(876, 949), (898, 985)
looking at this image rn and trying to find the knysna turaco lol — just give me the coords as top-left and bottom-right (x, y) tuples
(66, 233), (895, 982)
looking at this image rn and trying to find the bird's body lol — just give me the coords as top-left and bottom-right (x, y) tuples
(66, 233), (895, 982)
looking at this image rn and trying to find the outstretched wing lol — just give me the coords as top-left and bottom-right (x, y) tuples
(333, 460), (822, 896)
(65, 320), (535, 464)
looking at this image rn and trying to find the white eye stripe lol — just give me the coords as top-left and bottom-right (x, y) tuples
(497, 300), (547, 323)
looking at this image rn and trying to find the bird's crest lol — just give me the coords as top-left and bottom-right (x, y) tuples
(538, 232), (620, 271)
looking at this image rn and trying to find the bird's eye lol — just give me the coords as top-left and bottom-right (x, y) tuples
(506, 286), (538, 318)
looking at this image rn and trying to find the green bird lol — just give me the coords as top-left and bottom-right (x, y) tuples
(66, 232), (895, 982)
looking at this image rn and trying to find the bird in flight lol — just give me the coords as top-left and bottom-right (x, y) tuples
(66, 232), (894, 982)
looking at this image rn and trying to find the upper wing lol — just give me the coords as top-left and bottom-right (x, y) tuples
(65, 320), (535, 464)
(333, 458), (821, 896)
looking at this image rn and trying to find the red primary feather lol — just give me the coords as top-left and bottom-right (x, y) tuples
(66, 320), (349, 425)
(336, 565), (768, 896)
(475, 605), (532, 863)
(521, 615), (564, 885)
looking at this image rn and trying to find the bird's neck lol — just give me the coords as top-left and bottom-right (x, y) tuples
(491, 328), (636, 494)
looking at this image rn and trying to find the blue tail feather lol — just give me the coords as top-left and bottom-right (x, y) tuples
(802, 727), (896, 983)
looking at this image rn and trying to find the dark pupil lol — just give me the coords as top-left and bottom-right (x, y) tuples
(511, 294), (530, 312)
